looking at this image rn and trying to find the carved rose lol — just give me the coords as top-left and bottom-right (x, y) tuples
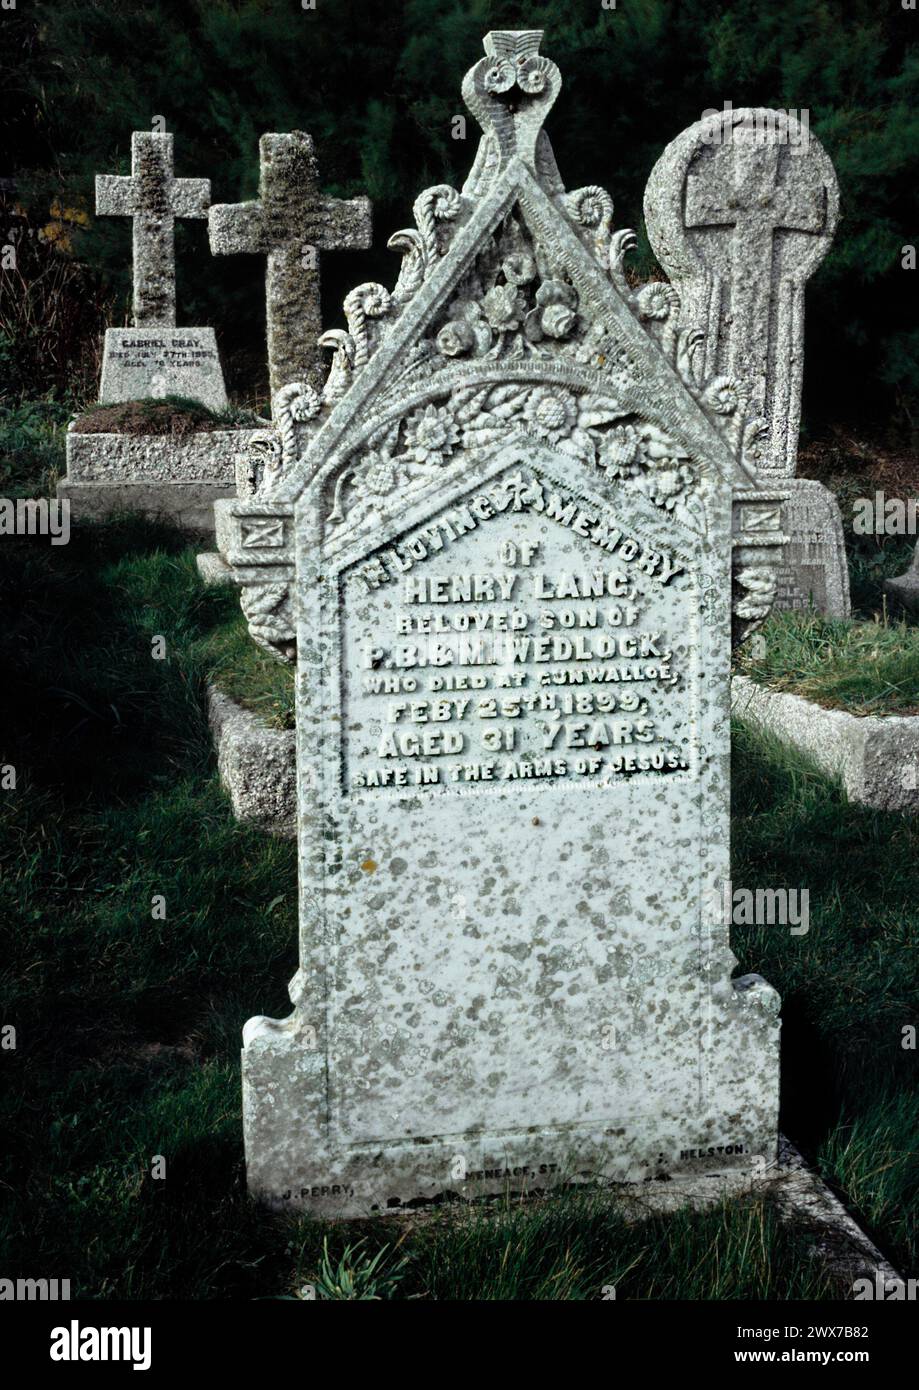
(524, 279), (579, 343)
(436, 320), (475, 357)
(403, 403), (461, 466)
(540, 302), (578, 339)
(436, 300), (493, 358)
(502, 251), (537, 285)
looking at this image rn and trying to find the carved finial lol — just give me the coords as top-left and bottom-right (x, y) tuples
(461, 31), (561, 172)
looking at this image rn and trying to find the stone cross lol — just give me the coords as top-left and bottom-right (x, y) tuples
(96, 132), (210, 327)
(644, 109), (839, 478)
(208, 131), (372, 401)
(234, 34), (785, 1218)
(644, 110), (849, 620)
(684, 136), (825, 393)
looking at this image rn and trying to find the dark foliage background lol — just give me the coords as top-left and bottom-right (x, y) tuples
(2, 0), (917, 431)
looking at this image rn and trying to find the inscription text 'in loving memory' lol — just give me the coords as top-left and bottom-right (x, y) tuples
(340, 470), (699, 794)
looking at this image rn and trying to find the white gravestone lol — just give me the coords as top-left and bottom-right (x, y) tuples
(96, 132), (227, 411)
(644, 109), (849, 617)
(231, 32), (786, 1216)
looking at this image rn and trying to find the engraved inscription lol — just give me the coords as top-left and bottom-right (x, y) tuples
(340, 469), (698, 793)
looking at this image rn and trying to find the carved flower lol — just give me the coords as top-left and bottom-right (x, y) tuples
(516, 55), (551, 93)
(636, 421), (685, 463)
(482, 282), (526, 332)
(704, 376), (740, 415)
(525, 278), (579, 342)
(484, 59), (515, 93)
(542, 303), (579, 339)
(598, 424), (642, 478)
(642, 464), (695, 510)
(502, 251), (537, 285)
(359, 451), (399, 496)
(523, 386), (578, 445)
(403, 403), (461, 467)
(436, 320), (475, 357)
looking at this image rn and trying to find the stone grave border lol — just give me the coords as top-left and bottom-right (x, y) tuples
(207, 686), (295, 837)
(732, 673), (919, 812)
(58, 426), (263, 532)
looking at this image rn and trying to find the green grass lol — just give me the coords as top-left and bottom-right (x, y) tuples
(196, 601), (296, 730)
(731, 718), (919, 1273)
(0, 395), (73, 498)
(288, 1192), (841, 1300)
(0, 520), (865, 1299)
(735, 609), (919, 714)
(817, 1091), (919, 1274)
(0, 491), (917, 1295)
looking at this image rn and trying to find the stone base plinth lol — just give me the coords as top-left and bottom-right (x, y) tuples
(58, 427), (261, 531)
(208, 687), (295, 837)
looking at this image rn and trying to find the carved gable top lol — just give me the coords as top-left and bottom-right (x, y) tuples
(227, 33), (789, 666)
(266, 31), (763, 529)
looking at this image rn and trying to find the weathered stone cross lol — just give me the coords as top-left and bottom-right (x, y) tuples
(208, 131), (372, 401)
(685, 134), (826, 400)
(96, 132), (210, 327)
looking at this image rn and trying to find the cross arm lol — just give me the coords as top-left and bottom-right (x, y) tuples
(96, 174), (136, 217)
(313, 195), (373, 250)
(684, 172), (735, 229)
(208, 200), (267, 255)
(773, 182), (826, 235)
(171, 178), (211, 218)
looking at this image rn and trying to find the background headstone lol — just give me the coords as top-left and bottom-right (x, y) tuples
(237, 31), (783, 1216)
(644, 109), (850, 618)
(885, 540), (919, 619)
(208, 131), (372, 403)
(775, 478), (850, 616)
(96, 132), (227, 411)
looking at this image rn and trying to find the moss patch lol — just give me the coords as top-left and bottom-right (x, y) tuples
(72, 396), (266, 436)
